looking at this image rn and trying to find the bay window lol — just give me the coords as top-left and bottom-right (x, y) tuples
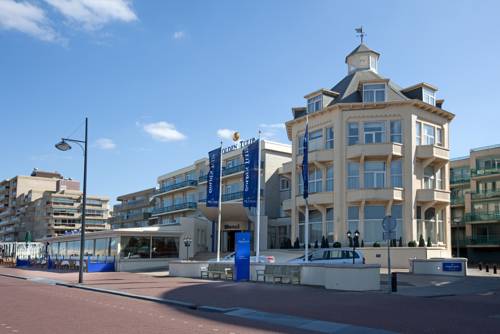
(307, 95), (322, 113)
(364, 122), (386, 144)
(347, 162), (360, 189)
(390, 120), (402, 144)
(423, 124), (435, 145)
(364, 161), (385, 188)
(326, 165), (334, 191)
(309, 129), (323, 151)
(347, 122), (359, 145)
(309, 167), (322, 193)
(326, 127), (334, 149)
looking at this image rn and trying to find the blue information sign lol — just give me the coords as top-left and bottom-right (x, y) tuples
(442, 262), (462, 272)
(235, 232), (251, 281)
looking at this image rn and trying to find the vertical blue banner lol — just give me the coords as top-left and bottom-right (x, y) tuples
(242, 140), (259, 208)
(206, 147), (221, 207)
(302, 124), (309, 199)
(235, 232), (251, 281)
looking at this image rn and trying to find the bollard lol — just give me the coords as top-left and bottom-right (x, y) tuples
(486, 264), (489, 273)
(479, 263), (482, 271)
(494, 265), (497, 275)
(391, 272), (397, 292)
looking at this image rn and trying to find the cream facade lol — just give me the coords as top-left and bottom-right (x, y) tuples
(283, 43), (454, 251)
(450, 144), (500, 263)
(150, 140), (291, 253)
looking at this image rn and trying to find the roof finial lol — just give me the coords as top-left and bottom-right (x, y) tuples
(355, 26), (365, 44)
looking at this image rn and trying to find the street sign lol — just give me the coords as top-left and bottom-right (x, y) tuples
(235, 232), (251, 281)
(382, 215), (397, 232)
(383, 231), (396, 240)
(443, 262), (462, 272)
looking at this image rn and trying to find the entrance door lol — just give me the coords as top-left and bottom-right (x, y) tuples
(227, 231), (237, 252)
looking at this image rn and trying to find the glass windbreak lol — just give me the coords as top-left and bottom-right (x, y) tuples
(109, 238), (119, 256)
(152, 237), (179, 258)
(67, 240), (79, 256)
(121, 236), (151, 259)
(95, 238), (109, 256)
(84, 239), (94, 256)
(59, 242), (67, 257)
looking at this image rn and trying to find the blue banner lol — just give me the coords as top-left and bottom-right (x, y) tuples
(302, 124), (309, 199)
(235, 232), (251, 281)
(243, 140), (259, 208)
(206, 147), (222, 207)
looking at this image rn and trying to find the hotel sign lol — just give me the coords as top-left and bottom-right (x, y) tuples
(222, 138), (257, 154)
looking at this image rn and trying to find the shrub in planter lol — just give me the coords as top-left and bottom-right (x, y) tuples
(408, 240), (417, 247)
(314, 240), (319, 248)
(398, 237), (403, 247)
(427, 237), (432, 247)
(332, 241), (341, 248)
(321, 236), (328, 248)
(373, 242), (381, 247)
(418, 234), (425, 247)
(287, 238), (293, 249)
(293, 237), (300, 249)
(361, 240), (365, 248)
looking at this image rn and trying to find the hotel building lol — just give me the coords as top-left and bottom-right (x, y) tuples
(451, 145), (500, 263)
(109, 188), (156, 229)
(150, 140), (291, 253)
(283, 43), (454, 251)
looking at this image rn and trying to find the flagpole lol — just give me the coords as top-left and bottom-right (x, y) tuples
(305, 199), (309, 263)
(256, 131), (262, 260)
(304, 114), (309, 263)
(216, 141), (223, 262)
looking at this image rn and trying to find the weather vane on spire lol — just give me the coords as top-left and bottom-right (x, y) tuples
(355, 26), (366, 44)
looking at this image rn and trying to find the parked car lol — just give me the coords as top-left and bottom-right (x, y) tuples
(208, 252), (275, 264)
(287, 248), (365, 264)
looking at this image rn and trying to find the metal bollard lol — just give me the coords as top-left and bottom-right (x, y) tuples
(479, 263), (482, 271)
(486, 264), (489, 273)
(391, 272), (397, 292)
(494, 265), (498, 274)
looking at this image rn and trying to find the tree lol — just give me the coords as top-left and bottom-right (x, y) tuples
(373, 242), (381, 247)
(408, 240), (417, 247)
(427, 237), (432, 247)
(321, 236), (327, 248)
(418, 234), (425, 247)
(293, 237), (300, 249)
(332, 241), (341, 248)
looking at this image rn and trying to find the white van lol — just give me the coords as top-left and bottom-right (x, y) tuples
(287, 248), (365, 264)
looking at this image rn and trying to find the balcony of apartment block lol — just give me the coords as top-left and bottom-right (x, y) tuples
(295, 191), (334, 208)
(450, 196), (465, 207)
(151, 202), (197, 216)
(464, 211), (500, 224)
(297, 147), (334, 164)
(113, 198), (148, 211)
(471, 167), (500, 179)
(415, 145), (449, 167)
(463, 234), (500, 247)
(416, 188), (450, 204)
(471, 189), (500, 202)
(222, 164), (246, 178)
(279, 162), (293, 175)
(156, 179), (198, 196)
(346, 142), (403, 160)
(450, 176), (470, 186)
(347, 187), (403, 203)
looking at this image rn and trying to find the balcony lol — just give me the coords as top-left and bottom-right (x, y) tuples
(471, 168), (500, 178)
(347, 142), (403, 160)
(282, 198), (292, 212)
(222, 191), (243, 202)
(451, 196), (465, 206)
(222, 164), (245, 177)
(471, 189), (500, 201)
(347, 188), (403, 203)
(114, 198), (148, 211)
(297, 148), (334, 164)
(295, 191), (334, 207)
(465, 234), (500, 246)
(279, 162), (293, 175)
(464, 212), (500, 223)
(152, 202), (197, 216)
(157, 180), (198, 195)
(415, 145), (449, 163)
(450, 176), (470, 185)
(416, 188), (450, 203)
(199, 175), (208, 183)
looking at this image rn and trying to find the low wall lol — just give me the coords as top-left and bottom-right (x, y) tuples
(362, 247), (451, 269)
(409, 258), (467, 277)
(300, 264), (380, 291)
(169, 261), (207, 278)
(116, 258), (170, 272)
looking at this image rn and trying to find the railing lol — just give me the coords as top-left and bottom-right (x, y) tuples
(157, 180), (198, 194)
(222, 191), (243, 201)
(114, 198), (148, 210)
(471, 168), (500, 177)
(222, 164), (245, 176)
(471, 189), (500, 200)
(451, 196), (465, 205)
(450, 176), (470, 185)
(465, 234), (500, 245)
(199, 175), (208, 182)
(464, 212), (500, 222)
(152, 202), (197, 215)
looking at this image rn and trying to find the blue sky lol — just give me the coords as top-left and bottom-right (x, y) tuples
(1, 0), (500, 204)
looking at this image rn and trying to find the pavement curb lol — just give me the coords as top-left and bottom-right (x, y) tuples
(0, 273), (28, 280)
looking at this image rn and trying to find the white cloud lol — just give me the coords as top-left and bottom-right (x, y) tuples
(143, 121), (186, 142)
(217, 128), (236, 140)
(0, 0), (58, 42)
(259, 123), (285, 129)
(172, 30), (185, 40)
(95, 138), (116, 150)
(259, 123), (287, 141)
(45, 0), (137, 30)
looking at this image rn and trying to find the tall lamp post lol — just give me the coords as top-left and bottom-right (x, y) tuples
(347, 230), (360, 264)
(183, 236), (192, 260)
(454, 218), (461, 257)
(55, 117), (88, 284)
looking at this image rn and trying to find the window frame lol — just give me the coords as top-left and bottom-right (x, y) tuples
(364, 161), (386, 189)
(363, 83), (386, 103)
(347, 162), (360, 189)
(422, 87), (436, 106)
(307, 95), (323, 113)
(390, 120), (402, 144)
(325, 127), (334, 149)
(364, 121), (386, 144)
(347, 122), (359, 146)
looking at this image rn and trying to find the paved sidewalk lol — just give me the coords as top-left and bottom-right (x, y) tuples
(2, 267), (500, 333)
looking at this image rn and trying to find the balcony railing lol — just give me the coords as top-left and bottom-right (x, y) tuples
(464, 212), (500, 222)
(471, 189), (500, 200)
(471, 168), (500, 178)
(222, 191), (243, 201)
(222, 164), (245, 176)
(114, 198), (148, 210)
(450, 176), (470, 185)
(157, 180), (198, 194)
(199, 175), (208, 182)
(451, 196), (465, 205)
(464, 234), (500, 246)
(152, 202), (197, 215)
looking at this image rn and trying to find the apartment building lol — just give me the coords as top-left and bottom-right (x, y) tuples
(151, 140), (291, 252)
(451, 145), (500, 263)
(283, 42), (454, 251)
(109, 188), (155, 229)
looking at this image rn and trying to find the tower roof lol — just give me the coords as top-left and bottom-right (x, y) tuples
(345, 43), (380, 62)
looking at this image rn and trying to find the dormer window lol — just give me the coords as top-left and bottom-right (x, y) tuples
(423, 87), (436, 106)
(363, 83), (385, 103)
(307, 95), (323, 113)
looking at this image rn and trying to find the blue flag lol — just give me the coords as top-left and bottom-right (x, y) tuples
(206, 147), (222, 207)
(243, 140), (259, 207)
(302, 124), (309, 199)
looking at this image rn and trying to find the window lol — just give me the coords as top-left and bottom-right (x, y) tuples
(152, 237), (179, 258)
(226, 157), (240, 168)
(391, 160), (403, 188)
(347, 206), (359, 232)
(391, 205), (403, 240)
(364, 205), (385, 242)
(280, 177), (290, 191)
(325, 127), (334, 149)
(298, 134), (304, 154)
(364, 161), (385, 188)
(309, 129), (323, 152)
(307, 95), (323, 113)
(326, 165), (334, 192)
(436, 127), (443, 146)
(423, 124), (435, 145)
(347, 122), (359, 145)
(326, 208), (334, 242)
(347, 162), (360, 189)
(186, 192), (196, 203)
(424, 167), (435, 189)
(120, 236), (151, 259)
(309, 167), (322, 193)
(225, 182), (240, 194)
(299, 210), (323, 244)
(423, 88), (436, 106)
(436, 168), (443, 190)
(390, 120), (402, 144)
(363, 83), (386, 103)
(416, 122), (422, 145)
(364, 122), (386, 144)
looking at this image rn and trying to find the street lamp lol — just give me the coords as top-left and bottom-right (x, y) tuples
(347, 230), (360, 264)
(454, 217), (461, 258)
(183, 236), (192, 260)
(55, 117), (88, 284)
